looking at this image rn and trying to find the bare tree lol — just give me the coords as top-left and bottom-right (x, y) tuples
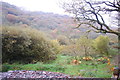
(62, 0), (120, 67)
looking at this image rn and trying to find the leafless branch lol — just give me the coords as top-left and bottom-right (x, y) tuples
(62, 0), (120, 36)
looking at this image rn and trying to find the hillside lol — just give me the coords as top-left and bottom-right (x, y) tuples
(1, 1), (117, 40)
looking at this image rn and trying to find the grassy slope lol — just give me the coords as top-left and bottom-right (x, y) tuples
(2, 54), (114, 78)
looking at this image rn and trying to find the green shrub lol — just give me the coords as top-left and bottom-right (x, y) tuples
(93, 35), (110, 55)
(2, 26), (56, 64)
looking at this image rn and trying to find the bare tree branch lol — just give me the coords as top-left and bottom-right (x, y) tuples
(63, 0), (120, 36)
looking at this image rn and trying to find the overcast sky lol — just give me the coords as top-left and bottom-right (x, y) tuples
(2, 0), (69, 15)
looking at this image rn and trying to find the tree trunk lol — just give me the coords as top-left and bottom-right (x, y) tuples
(118, 11), (120, 67)
(118, 29), (120, 68)
(114, 17), (120, 68)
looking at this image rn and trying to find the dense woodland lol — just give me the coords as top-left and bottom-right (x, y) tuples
(1, 1), (119, 77)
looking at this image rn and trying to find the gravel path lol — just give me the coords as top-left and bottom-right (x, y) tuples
(0, 70), (72, 79)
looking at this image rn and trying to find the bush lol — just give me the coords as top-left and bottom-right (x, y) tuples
(77, 36), (94, 56)
(57, 35), (70, 45)
(62, 44), (81, 56)
(2, 26), (56, 64)
(62, 37), (95, 57)
(93, 35), (110, 55)
(50, 39), (63, 54)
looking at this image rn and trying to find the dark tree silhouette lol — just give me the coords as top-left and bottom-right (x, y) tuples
(62, 0), (120, 67)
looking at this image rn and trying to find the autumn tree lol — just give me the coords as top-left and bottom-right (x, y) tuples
(62, 0), (120, 67)
(6, 14), (20, 23)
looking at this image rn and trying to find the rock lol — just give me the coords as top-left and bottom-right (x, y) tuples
(0, 70), (71, 78)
